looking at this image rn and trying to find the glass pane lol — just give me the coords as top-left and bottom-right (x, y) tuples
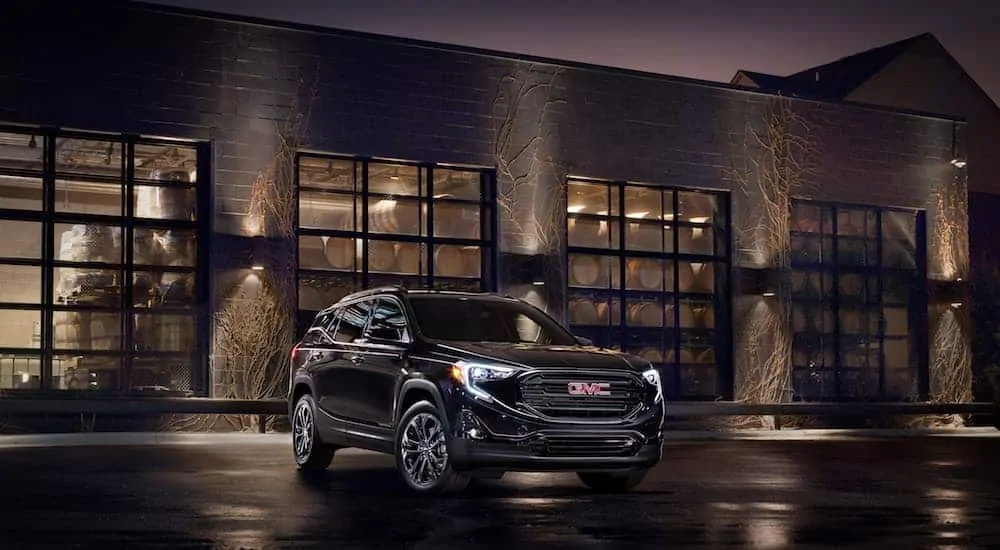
(368, 163), (419, 196)
(626, 258), (671, 291)
(134, 185), (197, 220)
(55, 179), (123, 215)
(568, 254), (619, 289)
(837, 208), (874, 236)
(0, 220), (42, 259)
(678, 191), (718, 224)
(134, 228), (196, 267)
(298, 273), (359, 311)
(0, 264), (42, 303)
(567, 180), (616, 216)
(53, 311), (122, 351)
(0, 131), (44, 172)
(677, 261), (714, 294)
(134, 143), (198, 183)
(0, 353), (41, 389)
(53, 353), (121, 391)
(791, 203), (832, 234)
(133, 313), (196, 352)
(368, 197), (422, 235)
(298, 157), (355, 192)
(0, 174), (43, 210)
(433, 169), (481, 201)
(678, 225), (715, 255)
(679, 298), (715, 329)
(55, 138), (123, 179)
(299, 190), (355, 231)
(433, 201), (480, 239)
(133, 271), (195, 308)
(568, 216), (618, 249)
(568, 291), (620, 327)
(299, 235), (358, 271)
(626, 297), (667, 327)
(367, 240), (426, 275)
(54, 267), (122, 305)
(433, 245), (480, 278)
(791, 234), (834, 264)
(626, 219), (670, 252)
(0, 309), (41, 348)
(624, 186), (663, 221)
(131, 355), (195, 393)
(54, 222), (123, 264)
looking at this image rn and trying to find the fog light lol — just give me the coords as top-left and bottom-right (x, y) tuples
(459, 409), (487, 440)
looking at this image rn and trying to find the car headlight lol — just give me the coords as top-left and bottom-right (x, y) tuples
(450, 361), (517, 402)
(642, 368), (663, 403)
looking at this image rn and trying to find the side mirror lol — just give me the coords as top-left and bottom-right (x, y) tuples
(574, 335), (594, 346)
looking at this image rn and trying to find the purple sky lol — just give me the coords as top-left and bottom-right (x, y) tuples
(153, 0), (1000, 105)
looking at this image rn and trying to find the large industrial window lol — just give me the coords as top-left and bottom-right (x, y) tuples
(0, 127), (209, 393)
(790, 201), (926, 401)
(296, 154), (497, 329)
(565, 177), (731, 400)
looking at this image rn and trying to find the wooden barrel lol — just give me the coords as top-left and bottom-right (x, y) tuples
(569, 300), (602, 325)
(323, 237), (355, 270)
(368, 241), (396, 272)
(568, 218), (606, 248)
(627, 302), (663, 327)
(569, 255), (602, 287)
(434, 245), (465, 278)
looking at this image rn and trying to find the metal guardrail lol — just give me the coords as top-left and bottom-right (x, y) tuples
(0, 397), (994, 419)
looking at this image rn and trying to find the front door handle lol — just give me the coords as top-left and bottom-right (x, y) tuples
(349, 354), (364, 365)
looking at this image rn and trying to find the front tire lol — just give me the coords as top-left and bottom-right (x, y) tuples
(292, 394), (335, 471)
(395, 400), (468, 494)
(577, 469), (649, 493)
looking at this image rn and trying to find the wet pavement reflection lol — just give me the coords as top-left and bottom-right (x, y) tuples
(0, 435), (997, 548)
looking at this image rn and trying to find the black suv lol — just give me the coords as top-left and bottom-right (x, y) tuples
(287, 286), (665, 494)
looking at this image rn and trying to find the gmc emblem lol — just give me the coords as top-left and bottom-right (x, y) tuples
(567, 382), (612, 396)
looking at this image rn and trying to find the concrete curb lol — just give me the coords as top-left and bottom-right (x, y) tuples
(0, 427), (996, 450)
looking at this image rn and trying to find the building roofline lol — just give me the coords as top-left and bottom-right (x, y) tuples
(126, 0), (964, 124)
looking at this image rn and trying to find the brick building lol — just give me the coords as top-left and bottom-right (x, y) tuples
(0, 2), (972, 406)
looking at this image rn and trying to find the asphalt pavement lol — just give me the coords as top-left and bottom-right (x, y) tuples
(0, 431), (998, 549)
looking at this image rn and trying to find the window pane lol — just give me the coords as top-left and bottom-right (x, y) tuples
(131, 355), (195, 392)
(568, 291), (621, 327)
(624, 186), (663, 221)
(134, 185), (196, 220)
(134, 144), (198, 184)
(133, 271), (195, 309)
(53, 311), (122, 351)
(335, 299), (373, 342)
(678, 225), (715, 255)
(134, 228), (196, 267)
(0, 131), (44, 172)
(0, 265), (42, 304)
(0, 309), (41, 348)
(370, 299), (407, 340)
(626, 297), (667, 327)
(433, 201), (480, 239)
(55, 179), (122, 215)
(568, 254), (619, 289)
(0, 174), (43, 210)
(367, 240), (425, 275)
(53, 353), (121, 391)
(626, 219), (670, 252)
(299, 235), (358, 271)
(0, 220), (42, 259)
(368, 197), (422, 235)
(626, 257), (671, 291)
(299, 273), (359, 311)
(568, 216), (619, 249)
(433, 169), (481, 201)
(0, 353), (41, 389)
(567, 180), (616, 216)
(55, 222), (123, 264)
(133, 313), (196, 352)
(299, 190), (355, 230)
(54, 267), (122, 305)
(678, 191), (718, 224)
(299, 157), (355, 192)
(433, 245), (480, 278)
(792, 203), (832, 234)
(368, 163), (420, 197)
(55, 137), (123, 179)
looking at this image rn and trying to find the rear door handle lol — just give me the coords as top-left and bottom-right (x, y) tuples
(349, 354), (364, 365)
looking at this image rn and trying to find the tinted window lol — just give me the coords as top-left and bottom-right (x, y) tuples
(408, 296), (576, 345)
(369, 298), (409, 341)
(301, 310), (336, 344)
(334, 299), (373, 342)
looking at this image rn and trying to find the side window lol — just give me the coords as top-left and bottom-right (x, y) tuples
(369, 298), (409, 341)
(301, 310), (336, 345)
(334, 299), (373, 343)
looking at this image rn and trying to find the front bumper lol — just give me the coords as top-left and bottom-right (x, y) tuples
(446, 393), (665, 473)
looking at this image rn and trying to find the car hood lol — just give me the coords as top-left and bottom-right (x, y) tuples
(431, 341), (647, 371)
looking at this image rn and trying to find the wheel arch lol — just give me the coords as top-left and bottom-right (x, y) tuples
(396, 379), (448, 428)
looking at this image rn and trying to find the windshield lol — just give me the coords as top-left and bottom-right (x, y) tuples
(407, 295), (577, 345)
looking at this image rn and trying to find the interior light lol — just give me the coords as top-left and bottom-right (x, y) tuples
(626, 211), (649, 219)
(762, 291), (776, 297)
(689, 216), (710, 223)
(950, 302), (962, 308)
(950, 158), (967, 168)
(567, 205), (586, 213)
(532, 280), (545, 286)
(251, 265), (265, 272)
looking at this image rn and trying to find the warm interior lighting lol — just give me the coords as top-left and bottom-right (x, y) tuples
(688, 216), (710, 223)
(532, 280), (545, 286)
(567, 205), (586, 213)
(950, 158), (967, 168)
(762, 291), (776, 297)
(251, 265), (264, 271)
(625, 211), (649, 219)
(950, 302), (962, 308)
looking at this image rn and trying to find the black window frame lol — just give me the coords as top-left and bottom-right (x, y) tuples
(0, 124), (212, 395)
(295, 153), (499, 335)
(789, 199), (928, 402)
(563, 176), (733, 401)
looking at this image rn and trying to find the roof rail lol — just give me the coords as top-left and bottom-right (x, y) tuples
(342, 285), (409, 300)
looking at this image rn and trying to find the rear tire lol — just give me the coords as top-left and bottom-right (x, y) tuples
(577, 469), (649, 493)
(292, 394), (335, 471)
(395, 400), (469, 494)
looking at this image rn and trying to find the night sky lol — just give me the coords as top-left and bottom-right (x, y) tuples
(153, 0), (999, 105)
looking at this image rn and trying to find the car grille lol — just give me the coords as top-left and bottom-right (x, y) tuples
(527, 433), (642, 457)
(518, 370), (645, 420)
